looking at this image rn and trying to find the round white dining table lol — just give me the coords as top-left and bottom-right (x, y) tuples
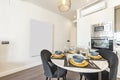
(51, 54), (109, 80)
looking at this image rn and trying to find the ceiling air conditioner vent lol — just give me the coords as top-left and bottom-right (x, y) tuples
(80, 1), (107, 17)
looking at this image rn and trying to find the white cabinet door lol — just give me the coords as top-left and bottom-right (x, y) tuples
(77, 18), (91, 48)
(116, 50), (120, 78)
(115, 8), (120, 32)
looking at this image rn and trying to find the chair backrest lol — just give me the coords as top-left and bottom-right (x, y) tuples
(98, 49), (118, 80)
(41, 49), (54, 77)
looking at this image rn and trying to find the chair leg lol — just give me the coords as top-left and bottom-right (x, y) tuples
(57, 78), (59, 80)
(63, 76), (66, 80)
(80, 74), (82, 80)
(46, 77), (48, 80)
(80, 75), (87, 80)
(80, 74), (85, 80)
(49, 77), (51, 80)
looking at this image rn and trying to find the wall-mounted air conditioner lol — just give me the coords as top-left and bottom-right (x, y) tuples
(80, 0), (107, 17)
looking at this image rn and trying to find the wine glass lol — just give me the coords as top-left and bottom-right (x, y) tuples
(63, 48), (69, 66)
(70, 46), (79, 54)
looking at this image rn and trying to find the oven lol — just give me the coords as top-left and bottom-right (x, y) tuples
(91, 37), (113, 51)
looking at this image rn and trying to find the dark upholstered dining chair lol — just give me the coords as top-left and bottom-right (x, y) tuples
(41, 49), (67, 80)
(82, 49), (118, 80)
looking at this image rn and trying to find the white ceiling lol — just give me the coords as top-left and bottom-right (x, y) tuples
(24, 0), (100, 20)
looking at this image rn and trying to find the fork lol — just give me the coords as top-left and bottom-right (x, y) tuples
(89, 60), (96, 67)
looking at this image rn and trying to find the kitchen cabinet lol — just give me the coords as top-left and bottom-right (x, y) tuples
(115, 5), (120, 78)
(77, 7), (114, 48)
(77, 18), (91, 48)
(115, 8), (120, 32)
(114, 48), (120, 78)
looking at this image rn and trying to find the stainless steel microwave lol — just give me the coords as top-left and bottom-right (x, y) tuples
(93, 22), (112, 32)
(94, 26), (104, 32)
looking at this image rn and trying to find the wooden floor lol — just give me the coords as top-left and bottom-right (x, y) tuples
(0, 65), (119, 80)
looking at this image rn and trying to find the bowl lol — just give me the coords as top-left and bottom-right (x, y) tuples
(73, 55), (84, 63)
(55, 51), (62, 55)
(90, 51), (99, 56)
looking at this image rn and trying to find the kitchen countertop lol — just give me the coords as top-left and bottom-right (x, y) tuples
(0, 59), (41, 77)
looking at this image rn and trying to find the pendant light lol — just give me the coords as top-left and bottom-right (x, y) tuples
(58, 0), (71, 12)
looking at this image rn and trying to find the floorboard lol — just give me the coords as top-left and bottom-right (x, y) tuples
(0, 65), (119, 80)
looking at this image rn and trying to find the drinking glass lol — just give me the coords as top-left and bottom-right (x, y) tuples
(76, 47), (80, 54)
(70, 46), (78, 54)
(64, 52), (69, 66)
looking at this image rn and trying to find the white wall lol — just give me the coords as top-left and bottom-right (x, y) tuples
(0, 0), (73, 62)
(107, 0), (120, 8)
(0, 0), (10, 62)
(70, 23), (77, 47)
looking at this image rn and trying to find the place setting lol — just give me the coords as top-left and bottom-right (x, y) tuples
(50, 47), (107, 70)
(88, 51), (107, 61)
(63, 47), (107, 69)
(51, 51), (65, 59)
(64, 54), (101, 69)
